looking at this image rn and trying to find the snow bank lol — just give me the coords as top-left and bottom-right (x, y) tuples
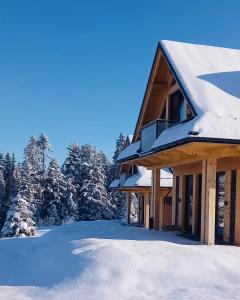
(1, 221), (240, 300)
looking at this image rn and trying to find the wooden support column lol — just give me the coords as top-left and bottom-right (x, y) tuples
(153, 167), (161, 230)
(235, 170), (240, 245)
(178, 175), (185, 229)
(192, 174), (199, 235)
(172, 175), (177, 226)
(201, 160), (207, 243)
(201, 159), (217, 245)
(159, 189), (165, 230)
(223, 171), (231, 243)
(126, 193), (131, 224)
(137, 194), (141, 224)
(144, 191), (150, 229)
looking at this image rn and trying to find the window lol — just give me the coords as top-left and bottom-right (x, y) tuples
(169, 90), (184, 122)
(169, 90), (193, 122)
(133, 165), (138, 174)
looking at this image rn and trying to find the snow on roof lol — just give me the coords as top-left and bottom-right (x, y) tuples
(109, 179), (120, 188)
(117, 141), (140, 162)
(160, 168), (173, 188)
(123, 167), (173, 188)
(153, 40), (240, 149)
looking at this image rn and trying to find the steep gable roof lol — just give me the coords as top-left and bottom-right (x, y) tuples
(152, 40), (240, 150)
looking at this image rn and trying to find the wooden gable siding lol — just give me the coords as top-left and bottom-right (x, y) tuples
(133, 48), (173, 142)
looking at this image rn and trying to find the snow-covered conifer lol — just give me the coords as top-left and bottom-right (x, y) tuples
(61, 179), (78, 223)
(110, 132), (128, 219)
(42, 159), (66, 225)
(79, 145), (114, 220)
(1, 194), (35, 238)
(80, 180), (113, 220)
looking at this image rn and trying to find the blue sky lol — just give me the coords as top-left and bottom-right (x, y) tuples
(0, 0), (239, 163)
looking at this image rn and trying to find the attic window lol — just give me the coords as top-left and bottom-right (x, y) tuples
(133, 165), (138, 174)
(169, 90), (193, 122)
(169, 90), (184, 122)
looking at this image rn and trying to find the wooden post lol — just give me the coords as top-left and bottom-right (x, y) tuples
(201, 160), (207, 243)
(126, 193), (131, 224)
(178, 175), (185, 229)
(235, 170), (240, 245)
(203, 159), (217, 245)
(192, 174), (199, 235)
(172, 174), (177, 226)
(144, 191), (150, 229)
(153, 168), (161, 230)
(159, 189), (165, 230)
(223, 171), (231, 243)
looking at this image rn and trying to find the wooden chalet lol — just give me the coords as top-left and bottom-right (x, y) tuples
(116, 40), (240, 245)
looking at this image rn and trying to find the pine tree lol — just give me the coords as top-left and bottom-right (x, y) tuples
(22, 136), (41, 199)
(1, 194), (35, 238)
(110, 132), (128, 220)
(79, 145), (114, 220)
(0, 167), (6, 229)
(42, 159), (66, 225)
(61, 179), (78, 223)
(112, 132), (127, 162)
(0, 153), (18, 229)
(37, 133), (52, 175)
(62, 144), (82, 205)
(80, 180), (113, 220)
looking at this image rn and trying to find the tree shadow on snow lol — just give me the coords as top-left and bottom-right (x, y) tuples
(0, 220), (198, 289)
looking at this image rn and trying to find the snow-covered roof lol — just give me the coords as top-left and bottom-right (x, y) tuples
(109, 179), (120, 188)
(117, 141), (140, 162)
(153, 40), (240, 149)
(123, 167), (173, 188)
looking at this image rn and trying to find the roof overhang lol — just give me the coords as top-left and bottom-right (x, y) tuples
(121, 140), (240, 168)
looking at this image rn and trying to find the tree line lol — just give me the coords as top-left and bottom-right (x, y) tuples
(0, 132), (129, 238)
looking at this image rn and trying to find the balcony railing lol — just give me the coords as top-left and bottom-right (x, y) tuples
(140, 119), (174, 153)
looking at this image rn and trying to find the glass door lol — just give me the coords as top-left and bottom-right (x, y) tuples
(215, 172), (225, 242)
(185, 175), (193, 233)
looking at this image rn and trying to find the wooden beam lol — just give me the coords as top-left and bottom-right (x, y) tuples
(204, 159), (217, 245)
(153, 168), (161, 230)
(235, 170), (240, 245)
(172, 175), (177, 226)
(192, 174), (199, 235)
(178, 175), (185, 229)
(223, 171), (231, 243)
(201, 160), (207, 243)
(144, 191), (150, 229)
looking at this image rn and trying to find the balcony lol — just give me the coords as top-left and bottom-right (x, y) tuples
(140, 119), (174, 153)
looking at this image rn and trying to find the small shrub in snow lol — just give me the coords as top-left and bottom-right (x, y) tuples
(1, 194), (36, 237)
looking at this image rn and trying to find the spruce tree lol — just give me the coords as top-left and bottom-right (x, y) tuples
(1, 194), (35, 238)
(62, 144), (82, 218)
(61, 179), (78, 223)
(110, 132), (128, 220)
(42, 159), (66, 225)
(79, 145), (114, 220)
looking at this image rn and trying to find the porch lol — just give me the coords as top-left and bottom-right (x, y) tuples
(124, 142), (240, 245)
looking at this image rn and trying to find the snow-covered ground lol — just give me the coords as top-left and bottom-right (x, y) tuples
(0, 221), (240, 300)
